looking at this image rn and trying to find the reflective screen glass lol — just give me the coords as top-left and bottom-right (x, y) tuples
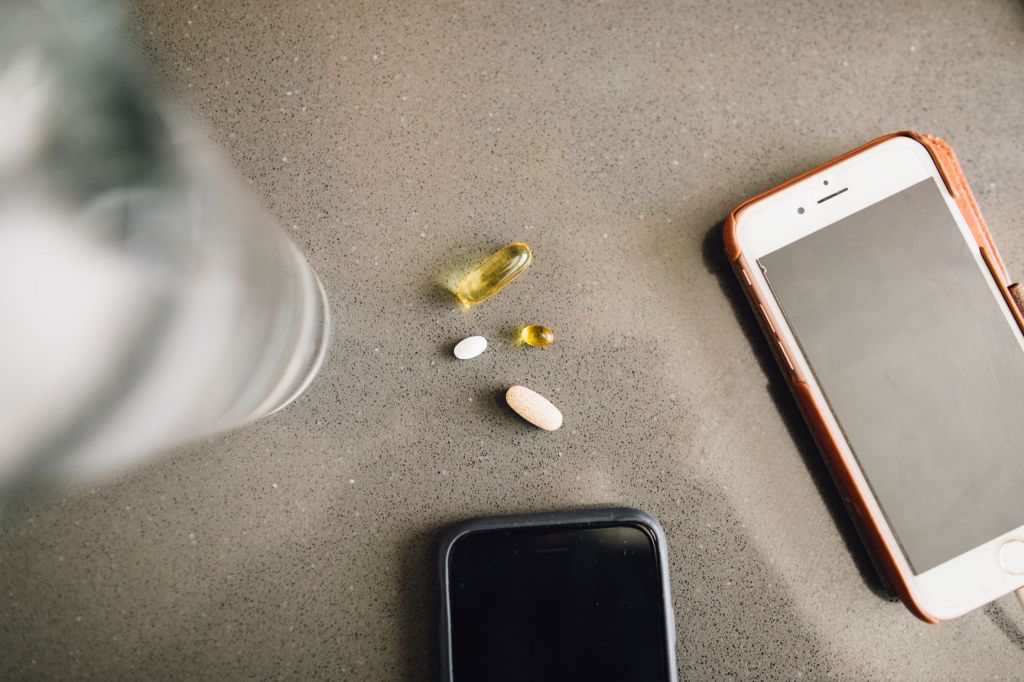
(759, 178), (1024, 573)
(448, 523), (669, 681)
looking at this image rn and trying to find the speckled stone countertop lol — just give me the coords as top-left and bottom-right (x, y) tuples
(3, 1), (1024, 679)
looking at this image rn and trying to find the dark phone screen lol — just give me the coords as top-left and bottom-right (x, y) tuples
(758, 178), (1024, 573)
(447, 523), (670, 682)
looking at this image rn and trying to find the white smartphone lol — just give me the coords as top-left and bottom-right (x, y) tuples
(728, 135), (1024, 621)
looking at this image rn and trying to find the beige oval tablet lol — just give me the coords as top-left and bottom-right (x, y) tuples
(505, 385), (563, 431)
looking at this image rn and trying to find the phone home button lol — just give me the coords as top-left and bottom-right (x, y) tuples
(998, 539), (1024, 575)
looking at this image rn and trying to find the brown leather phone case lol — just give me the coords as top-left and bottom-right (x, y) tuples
(723, 132), (1024, 623)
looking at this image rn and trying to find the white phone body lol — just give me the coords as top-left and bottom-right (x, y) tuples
(733, 136), (1024, 620)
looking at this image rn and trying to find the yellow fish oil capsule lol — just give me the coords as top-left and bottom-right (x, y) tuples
(455, 242), (532, 306)
(520, 324), (554, 347)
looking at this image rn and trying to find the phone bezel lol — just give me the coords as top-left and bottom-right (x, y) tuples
(733, 136), (1024, 620)
(437, 508), (678, 682)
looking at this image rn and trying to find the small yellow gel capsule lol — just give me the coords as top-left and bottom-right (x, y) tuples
(455, 242), (532, 306)
(521, 324), (554, 347)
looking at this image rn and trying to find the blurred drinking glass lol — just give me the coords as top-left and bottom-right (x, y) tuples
(0, 0), (331, 487)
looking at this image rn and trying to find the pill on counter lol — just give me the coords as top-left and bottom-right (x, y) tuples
(520, 324), (554, 347)
(505, 385), (563, 431)
(453, 335), (488, 360)
(456, 242), (532, 306)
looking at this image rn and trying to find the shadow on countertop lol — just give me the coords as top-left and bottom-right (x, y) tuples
(983, 600), (1024, 651)
(399, 521), (445, 681)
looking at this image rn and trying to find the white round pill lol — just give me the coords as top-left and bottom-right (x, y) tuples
(453, 335), (488, 360)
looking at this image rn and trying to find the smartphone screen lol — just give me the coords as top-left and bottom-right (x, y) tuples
(446, 523), (671, 682)
(758, 177), (1024, 574)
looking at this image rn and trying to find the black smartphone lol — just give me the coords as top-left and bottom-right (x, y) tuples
(438, 508), (677, 682)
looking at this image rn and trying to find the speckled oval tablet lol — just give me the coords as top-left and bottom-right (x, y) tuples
(505, 385), (562, 431)
(453, 335), (487, 360)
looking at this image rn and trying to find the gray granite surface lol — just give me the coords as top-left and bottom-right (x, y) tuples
(3, 0), (1024, 679)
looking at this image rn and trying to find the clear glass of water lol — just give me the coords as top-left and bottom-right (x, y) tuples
(0, 0), (330, 486)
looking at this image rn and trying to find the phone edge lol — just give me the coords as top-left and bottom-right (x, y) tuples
(437, 507), (679, 682)
(721, 130), (1024, 624)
